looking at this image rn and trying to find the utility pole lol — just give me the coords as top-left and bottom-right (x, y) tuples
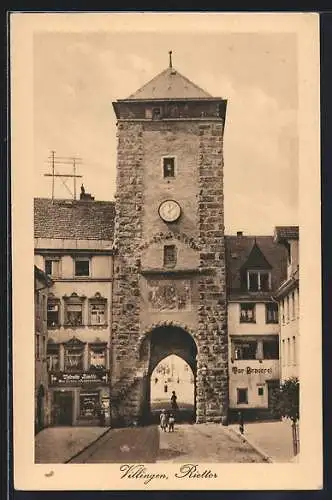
(44, 151), (83, 202)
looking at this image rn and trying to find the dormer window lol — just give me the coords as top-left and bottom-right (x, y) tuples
(247, 270), (271, 291)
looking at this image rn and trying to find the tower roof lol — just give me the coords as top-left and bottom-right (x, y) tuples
(126, 65), (213, 100)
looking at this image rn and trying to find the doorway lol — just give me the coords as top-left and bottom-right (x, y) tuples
(53, 391), (74, 426)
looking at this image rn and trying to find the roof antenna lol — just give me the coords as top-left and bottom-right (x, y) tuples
(169, 50), (173, 69)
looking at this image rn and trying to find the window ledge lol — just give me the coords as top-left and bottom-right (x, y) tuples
(239, 320), (256, 324)
(87, 324), (108, 328)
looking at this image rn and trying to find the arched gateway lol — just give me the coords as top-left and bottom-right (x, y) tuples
(110, 57), (229, 426)
(141, 326), (197, 422)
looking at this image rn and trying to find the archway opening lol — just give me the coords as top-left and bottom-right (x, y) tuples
(150, 354), (195, 423)
(141, 325), (197, 424)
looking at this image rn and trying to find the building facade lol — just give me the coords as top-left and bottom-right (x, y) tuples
(110, 59), (229, 424)
(34, 196), (115, 426)
(225, 233), (288, 421)
(274, 226), (300, 382)
(33, 60), (296, 427)
(34, 266), (53, 433)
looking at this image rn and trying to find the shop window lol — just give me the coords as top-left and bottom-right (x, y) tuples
(240, 303), (256, 323)
(89, 343), (107, 371)
(47, 298), (60, 327)
(258, 387), (264, 396)
(45, 258), (60, 277)
(163, 244), (177, 267)
(64, 293), (85, 326)
(74, 258), (90, 277)
(266, 302), (279, 323)
(237, 388), (248, 404)
(80, 392), (99, 418)
(247, 270), (271, 291)
(163, 157), (175, 178)
(233, 340), (257, 360)
(64, 340), (85, 372)
(47, 342), (59, 371)
(263, 337), (279, 359)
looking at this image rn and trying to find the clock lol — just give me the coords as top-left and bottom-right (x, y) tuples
(158, 199), (181, 223)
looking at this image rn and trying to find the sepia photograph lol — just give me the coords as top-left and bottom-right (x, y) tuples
(11, 12), (322, 490)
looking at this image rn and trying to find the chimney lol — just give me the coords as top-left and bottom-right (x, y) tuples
(79, 183), (95, 201)
(237, 231), (243, 237)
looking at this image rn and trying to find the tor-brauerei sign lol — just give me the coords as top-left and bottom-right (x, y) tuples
(232, 366), (273, 375)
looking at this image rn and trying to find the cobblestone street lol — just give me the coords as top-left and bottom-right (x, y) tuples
(68, 424), (265, 464)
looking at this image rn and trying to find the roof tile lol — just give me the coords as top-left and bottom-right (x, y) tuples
(225, 235), (288, 294)
(34, 198), (115, 241)
(126, 67), (213, 100)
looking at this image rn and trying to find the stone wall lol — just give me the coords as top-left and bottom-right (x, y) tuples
(112, 122), (144, 391)
(111, 118), (228, 424)
(196, 122), (228, 423)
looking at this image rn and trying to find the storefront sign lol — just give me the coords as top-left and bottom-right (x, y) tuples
(232, 366), (272, 375)
(49, 371), (108, 385)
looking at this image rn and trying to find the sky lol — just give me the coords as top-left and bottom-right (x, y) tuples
(33, 30), (298, 235)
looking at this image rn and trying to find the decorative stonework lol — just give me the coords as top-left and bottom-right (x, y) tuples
(147, 279), (191, 311)
(138, 231), (200, 251)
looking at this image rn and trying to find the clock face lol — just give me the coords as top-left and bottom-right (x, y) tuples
(158, 200), (181, 223)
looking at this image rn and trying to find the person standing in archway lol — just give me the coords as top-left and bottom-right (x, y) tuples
(171, 390), (178, 411)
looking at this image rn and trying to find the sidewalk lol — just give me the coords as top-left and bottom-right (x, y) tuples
(228, 420), (297, 463)
(35, 426), (110, 463)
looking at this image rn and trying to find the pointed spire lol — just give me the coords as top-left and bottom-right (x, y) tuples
(169, 50), (173, 69)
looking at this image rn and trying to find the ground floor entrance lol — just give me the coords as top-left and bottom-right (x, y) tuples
(53, 391), (73, 426)
(51, 386), (111, 426)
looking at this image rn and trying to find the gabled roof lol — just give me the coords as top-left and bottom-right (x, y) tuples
(241, 240), (272, 270)
(125, 66), (213, 100)
(225, 235), (288, 295)
(274, 226), (299, 242)
(34, 198), (115, 241)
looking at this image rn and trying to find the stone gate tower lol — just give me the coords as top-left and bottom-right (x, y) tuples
(111, 54), (228, 424)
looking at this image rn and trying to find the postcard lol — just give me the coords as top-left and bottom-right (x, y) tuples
(10, 11), (322, 491)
